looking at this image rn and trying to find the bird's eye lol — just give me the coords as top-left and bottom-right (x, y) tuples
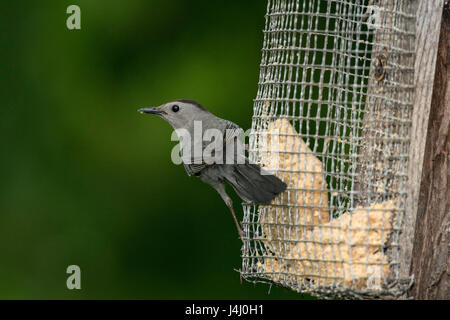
(172, 105), (180, 112)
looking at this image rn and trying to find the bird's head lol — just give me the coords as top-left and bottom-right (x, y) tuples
(138, 99), (210, 130)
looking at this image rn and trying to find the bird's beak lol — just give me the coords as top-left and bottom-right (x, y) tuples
(138, 107), (166, 116)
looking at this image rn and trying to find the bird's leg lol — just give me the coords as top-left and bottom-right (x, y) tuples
(213, 183), (245, 242)
(225, 197), (245, 242)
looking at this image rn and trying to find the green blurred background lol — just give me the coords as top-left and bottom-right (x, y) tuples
(0, 0), (305, 299)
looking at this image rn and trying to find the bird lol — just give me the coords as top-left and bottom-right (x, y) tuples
(138, 99), (287, 242)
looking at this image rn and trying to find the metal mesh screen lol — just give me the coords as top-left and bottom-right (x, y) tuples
(240, 0), (416, 299)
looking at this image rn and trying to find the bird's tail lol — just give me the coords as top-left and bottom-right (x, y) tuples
(224, 163), (287, 204)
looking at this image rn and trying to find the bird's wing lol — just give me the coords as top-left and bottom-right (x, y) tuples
(182, 119), (246, 176)
(223, 120), (242, 144)
(180, 143), (207, 176)
(183, 163), (206, 176)
(200, 119), (246, 166)
(222, 120), (246, 164)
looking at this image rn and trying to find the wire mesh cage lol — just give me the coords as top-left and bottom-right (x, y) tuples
(241, 0), (416, 299)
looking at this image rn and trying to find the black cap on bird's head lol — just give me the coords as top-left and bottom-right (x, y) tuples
(138, 99), (210, 130)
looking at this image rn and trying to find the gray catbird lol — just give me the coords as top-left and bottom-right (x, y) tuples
(138, 99), (286, 241)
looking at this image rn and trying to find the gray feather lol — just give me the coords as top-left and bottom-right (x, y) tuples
(226, 163), (287, 204)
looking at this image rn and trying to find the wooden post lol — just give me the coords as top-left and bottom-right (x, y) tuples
(399, 0), (444, 291)
(355, 1), (417, 209)
(355, 0), (446, 298)
(408, 3), (449, 299)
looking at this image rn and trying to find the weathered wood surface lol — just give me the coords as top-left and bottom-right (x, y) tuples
(409, 4), (449, 299)
(355, 1), (416, 208)
(399, 0), (445, 294)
